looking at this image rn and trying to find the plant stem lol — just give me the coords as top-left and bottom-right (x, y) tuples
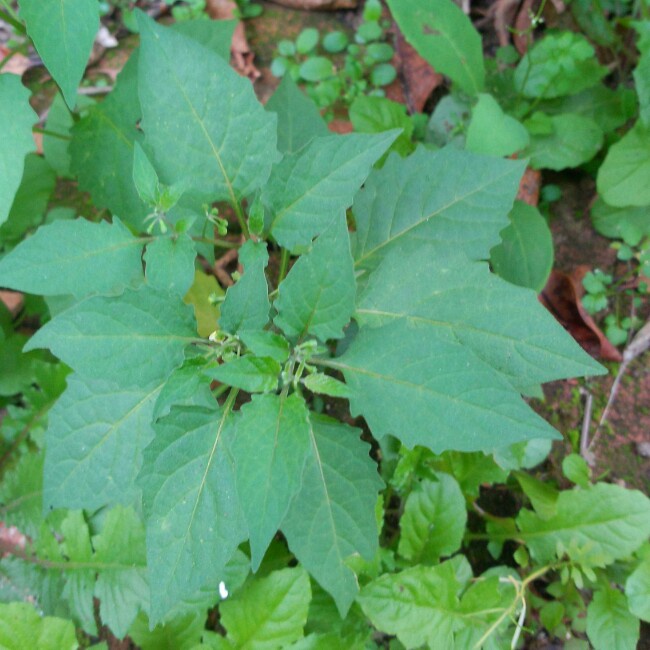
(232, 200), (250, 239)
(277, 248), (290, 285)
(192, 236), (240, 249)
(0, 1), (23, 31)
(32, 127), (71, 141)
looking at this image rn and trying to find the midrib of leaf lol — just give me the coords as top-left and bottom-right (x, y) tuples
(157, 43), (239, 211)
(266, 147), (379, 236)
(321, 357), (519, 418)
(96, 109), (137, 149)
(59, 1), (70, 76)
(0, 490), (42, 516)
(258, 393), (286, 527)
(169, 391), (237, 583)
(307, 424), (346, 570)
(422, 15), (479, 95)
(235, 579), (299, 648)
(33, 236), (149, 267)
(355, 307), (587, 368)
(354, 167), (517, 267)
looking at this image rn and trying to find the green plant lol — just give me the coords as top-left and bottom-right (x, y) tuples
(1, 3), (650, 649)
(271, 0), (395, 117)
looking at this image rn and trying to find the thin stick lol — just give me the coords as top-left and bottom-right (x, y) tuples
(579, 388), (593, 459)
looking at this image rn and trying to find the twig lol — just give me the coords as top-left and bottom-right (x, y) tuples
(214, 248), (239, 288)
(586, 320), (650, 463)
(579, 387), (593, 460)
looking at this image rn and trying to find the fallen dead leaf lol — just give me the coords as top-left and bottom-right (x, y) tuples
(207, 0), (261, 81)
(328, 119), (353, 134)
(539, 266), (623, 362)
(0, 46), (33, 76)
(386, 29), (442, 114)
(0, 291), (24, 318)
(516, 167), (541, 206)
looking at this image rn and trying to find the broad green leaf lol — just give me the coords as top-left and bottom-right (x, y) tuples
(466, 94), (529, 157)
(172, 17), (236, 61)
(43, 92), (94, 177)
(302, 373), (351, 398)
(282, 415), (382, 615)
(490, 201), (553, 292)
(0, 154), (56, 246)
(0, 75), (36, 226)
(586, 587), (639, 650)
(0, 218), (144, 298)
(543, 85), (636, 135)
(349, 96), (414, 157)
(591, 199), (650, 243)
(219, 241), (270, 334)
(275, 214), (355, 341)
(514, 471), (558, 520)
(25, 286), (197, 387)
(358, 556), (470, 648)
(626, 560), (650, 622)
(240, 330), (290, 363)
(525, 112), (603, 171)
(220, 568), (311, 649)
(139, 403), (246, 624)
(152, 358), (216, 420)
(398, 473), (466, 563)
(0, 451), (43, 539)
(137, 13), (278, 203)
(207, 356), (281, 393)
(43, 374), (162, 512)
(517, 483), (650, 565)
(562, 453), (591, 487)
(355, 243), (602, 392)
(70, 55), (149, 230)
(352, 147), (525, 271)
(183, 270), (224, 337)
(514, 32), (607, 99)
(133, 142), (160, 205)
(634, 23), (650, 120)
(18, 0), (99, 109)
(426, 95), (471, 148)
(386, 0), (484, 96)
(263, 132), (399, 250)
(455, 570), (518, 648)
(231, 393), (311, 569)
(597, 122), (650, 207)
(0, 602), (77, 650)
(266, 76), (329, 154)
(144, 234), (197, 298)
(92, 506), (148, 638)
(129, 610), (207, 650)
(59, 511), (96, 632)
(329, 319), (561, 453)
(0, 334), (43, 397)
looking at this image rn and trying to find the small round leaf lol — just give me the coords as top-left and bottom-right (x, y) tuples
(296, 28), (319, 54)
(299, 57), (335, 82)
(370, 63), (396, 87)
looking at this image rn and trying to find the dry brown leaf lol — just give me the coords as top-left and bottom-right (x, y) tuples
(386, 30), (442, 113)
(539, 266), (623, 362)
(0, 291), (24, 318)
(0, 46), (33, 76)
(206, 0), (261, 81)
(516, 167), (541, 206)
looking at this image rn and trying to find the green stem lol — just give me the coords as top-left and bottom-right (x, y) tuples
(277, 248), (290, 285)
(232, 200), (250, 239)
(0, 1), (23, 31)
(32, 127), (71, 141)
(192, 236), (240, 249)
